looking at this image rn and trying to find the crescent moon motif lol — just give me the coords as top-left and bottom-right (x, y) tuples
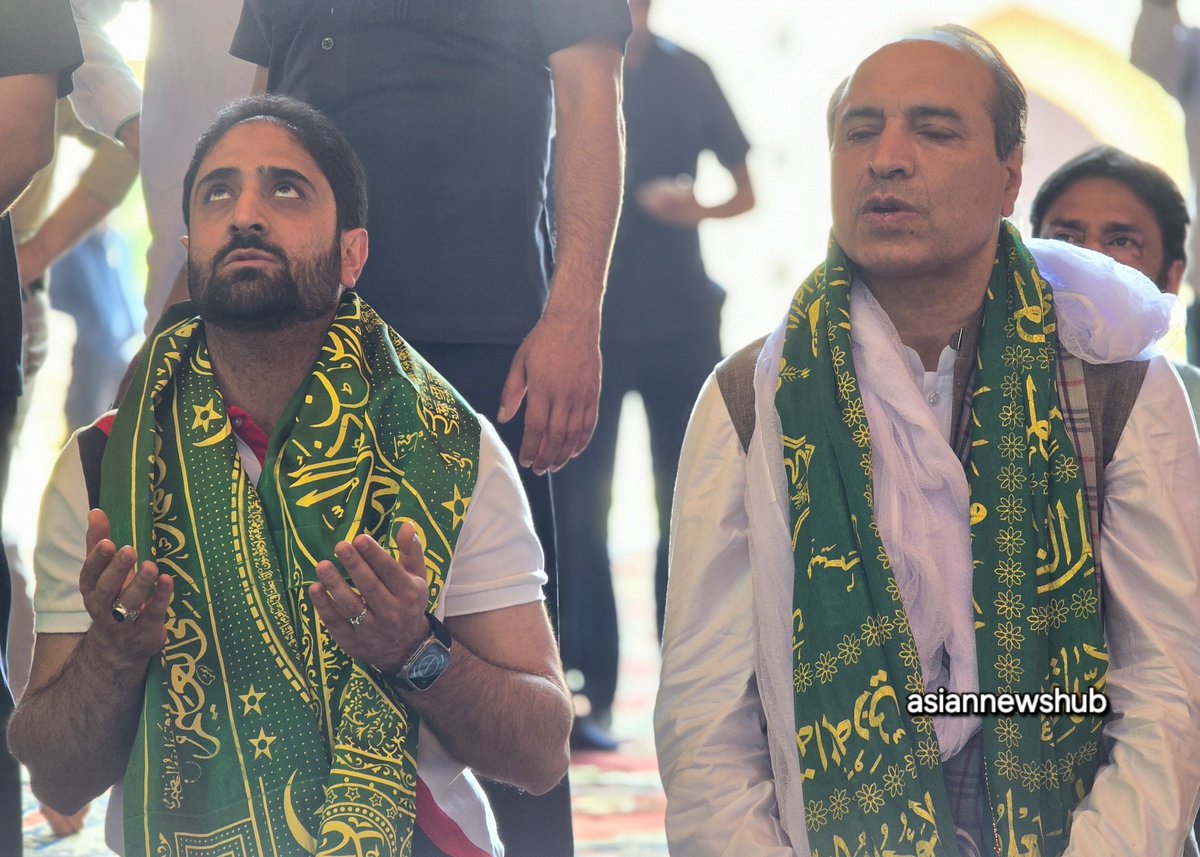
(283, 769), (318, 853)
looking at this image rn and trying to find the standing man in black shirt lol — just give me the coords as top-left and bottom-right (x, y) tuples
(0, 0), (84, 850)
(557, 0), (755, 749)
(229, 2), (631, 853)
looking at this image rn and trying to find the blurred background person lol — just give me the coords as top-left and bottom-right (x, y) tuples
(557, 0), (754, 750)
(12, 99), (139, 438)
(9, 96), (138, 701)
(0, 2), (83, 850)
(1031, 145), (1200, 423)
(48, 227), (143, 433)
(8, 95), (138, 839)
(66, 0), (254, 327)
(138, 0), (254, 324)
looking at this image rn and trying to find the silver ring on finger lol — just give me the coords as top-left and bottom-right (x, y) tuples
(111, 596), (141, 623)
(348, 603), (369, 626)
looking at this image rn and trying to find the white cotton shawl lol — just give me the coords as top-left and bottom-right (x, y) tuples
(850, 240), (1173, 760)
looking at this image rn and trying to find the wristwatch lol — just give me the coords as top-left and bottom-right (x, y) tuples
(388, 613), (453, 692)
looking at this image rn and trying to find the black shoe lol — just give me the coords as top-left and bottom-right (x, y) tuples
(569, 716), (619, 752)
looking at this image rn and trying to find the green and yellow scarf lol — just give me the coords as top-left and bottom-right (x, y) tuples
(102, 294), (480, 857)
(777, 224), (1107, 856)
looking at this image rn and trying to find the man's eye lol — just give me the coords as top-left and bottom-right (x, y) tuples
(1050, 232), (1081, 245)
(1109, 235), (1139, 250)
(845, 128), (878, 143)
(918, 127), (955, 141)
(274, 183), (301, 198)
(205, 186), (232, 202)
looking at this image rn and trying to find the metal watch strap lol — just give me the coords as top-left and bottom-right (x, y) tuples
(388, 613), (453, 692)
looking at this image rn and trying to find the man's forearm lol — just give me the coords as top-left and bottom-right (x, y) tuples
(0, 73), (59, 213)
(18, 185), (116, 284)
(8, 631), (153, 813)
(545, 38), (624, 323)
(401, 636), (572, 795)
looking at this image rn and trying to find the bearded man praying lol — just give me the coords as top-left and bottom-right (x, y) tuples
(8, 94), (572, 857)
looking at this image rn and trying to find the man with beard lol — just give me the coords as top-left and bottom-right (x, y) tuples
(8, 95), (572, 857)
(655, 26), (1200, 856)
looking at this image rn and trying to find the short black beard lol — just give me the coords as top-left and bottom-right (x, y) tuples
(188, 232), (342, 333)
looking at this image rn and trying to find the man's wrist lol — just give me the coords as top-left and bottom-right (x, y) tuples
(82, 622), (156, 675)
(381, 613), (454, 692)
(540, 295), (602, 332)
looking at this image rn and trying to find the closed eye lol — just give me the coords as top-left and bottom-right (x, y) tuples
(918, 127), (957, 141)
(845, 127), (879, 143)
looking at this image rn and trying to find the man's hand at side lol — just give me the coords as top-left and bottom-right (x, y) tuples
(8, 509), (173, 814)
(637, 163), (755, 230)
(637, 176), (708, 228)
(498, 308), (600, 475)
(497, 35), (624, 475)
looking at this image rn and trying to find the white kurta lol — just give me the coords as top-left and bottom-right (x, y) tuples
(656, 246), (1200, 856)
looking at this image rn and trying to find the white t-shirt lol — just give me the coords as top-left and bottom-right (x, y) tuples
(33, 414), (545, 857)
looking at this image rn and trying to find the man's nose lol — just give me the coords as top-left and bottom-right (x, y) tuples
(868, 124), (915, 179)
(230, 192), (267, 234)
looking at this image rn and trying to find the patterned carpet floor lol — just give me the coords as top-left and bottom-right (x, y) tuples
(20, 553), (669, 856)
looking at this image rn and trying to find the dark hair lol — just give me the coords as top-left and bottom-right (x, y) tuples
(1031, 145), (1189, 269)
(826, 24), (1026, 161)
(181, 94), (368, 232)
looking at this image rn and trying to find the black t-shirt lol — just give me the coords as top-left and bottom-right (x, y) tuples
(1, 0), (83, 396)
(232, 0), (631, 346)
(605, 37), (750, 344)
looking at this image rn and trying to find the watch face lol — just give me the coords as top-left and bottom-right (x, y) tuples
(407, 643), (451, 691)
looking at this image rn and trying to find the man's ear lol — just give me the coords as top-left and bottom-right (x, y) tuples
(1164, 258), (1185, 296)
(1000, 144), (1023, 219)
(339, 228), (368, 289)
(181, 235), (189, 252)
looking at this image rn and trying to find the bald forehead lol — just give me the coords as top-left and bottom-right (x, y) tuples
(833, 38), (996, 125)
(861, 37), (986, 73)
